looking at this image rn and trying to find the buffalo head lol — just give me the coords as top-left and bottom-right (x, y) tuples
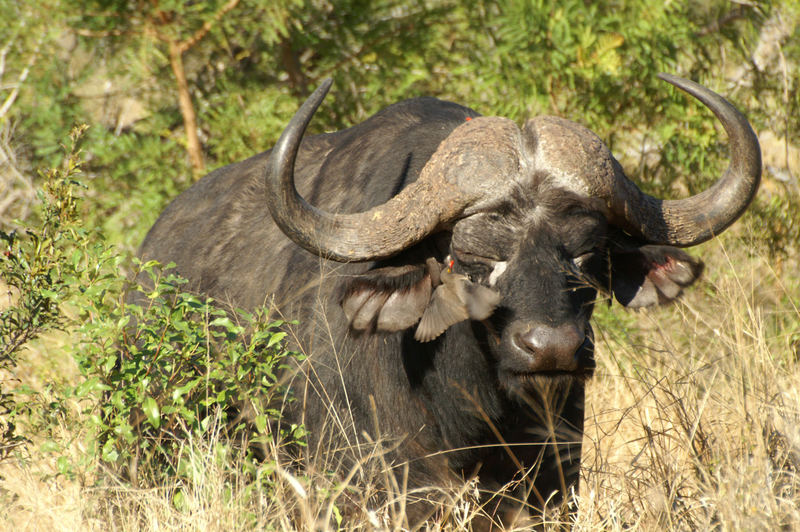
(266, 74), (758, 400)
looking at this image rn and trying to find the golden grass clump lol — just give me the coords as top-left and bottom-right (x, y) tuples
(578, 235), (800, 530)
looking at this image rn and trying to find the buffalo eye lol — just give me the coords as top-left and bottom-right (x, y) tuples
(452, 248), (502, 264)
(451, 249), (498, 284)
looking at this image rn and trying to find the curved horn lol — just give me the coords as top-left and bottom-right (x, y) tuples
(610, 74), (761, 246)
(265, 80), (480, 262)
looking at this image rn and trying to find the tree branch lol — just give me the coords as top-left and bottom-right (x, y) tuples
(279, 38), (307, 94)
(167, 40), (204, 175)
(178, 0), (241, 53)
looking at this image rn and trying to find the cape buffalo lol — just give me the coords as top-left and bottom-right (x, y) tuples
(136, 74), (760, 527)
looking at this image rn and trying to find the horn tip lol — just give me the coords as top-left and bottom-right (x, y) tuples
(657, 72), (697, 93)
(316, 78), (334, 96)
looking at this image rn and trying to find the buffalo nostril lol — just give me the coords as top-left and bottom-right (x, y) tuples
(513, 323), (586, 372)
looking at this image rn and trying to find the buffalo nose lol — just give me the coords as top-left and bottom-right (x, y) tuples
(513, 323), (586, 372)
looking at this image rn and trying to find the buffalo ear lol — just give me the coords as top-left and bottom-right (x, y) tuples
(611, 245), (704, 308)
(341, 265), (432, 333)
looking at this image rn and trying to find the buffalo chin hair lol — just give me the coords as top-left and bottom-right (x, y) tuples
(502, 371), (588, 406)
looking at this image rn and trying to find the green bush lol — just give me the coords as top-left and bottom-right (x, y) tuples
(0, 125), (98, 459)
(75, 260), (304, 486)
(1, 128), (304, 489)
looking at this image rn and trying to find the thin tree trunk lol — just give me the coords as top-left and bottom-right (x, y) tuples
(168, 40), (204, 177)
(279, 38), (307, 95)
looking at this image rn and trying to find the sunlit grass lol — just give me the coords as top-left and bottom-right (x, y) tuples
(579, 236), (800, 530)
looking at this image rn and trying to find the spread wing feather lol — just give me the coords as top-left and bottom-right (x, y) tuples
(414, 283), (469, 342)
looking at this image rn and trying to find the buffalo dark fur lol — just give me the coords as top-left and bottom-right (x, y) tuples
(135, 78), (759, 528)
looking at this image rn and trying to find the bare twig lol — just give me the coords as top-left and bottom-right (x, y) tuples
(73, 28), (133, 38)
(0, 41), (11, 80)
(159, 0), (243, 176)
(0, 36), (42, 121)
(167, 40), (204, 175)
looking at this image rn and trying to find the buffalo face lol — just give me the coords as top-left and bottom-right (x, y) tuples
(339, 176), (705, 414)
(448, 183), (704, 400)
(271, 75), (756, 411)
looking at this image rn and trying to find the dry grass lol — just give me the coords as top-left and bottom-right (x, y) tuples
(578, 237), (800, 530)
(1, 235), (798, 531)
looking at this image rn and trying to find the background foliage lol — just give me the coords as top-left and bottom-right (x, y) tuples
(2, 1), (795, 239)
(1, 0), (799, 530)
(4, 0), (797, 252)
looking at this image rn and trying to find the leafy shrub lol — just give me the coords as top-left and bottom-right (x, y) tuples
(75, 260), (304, 487)
(1, 127), (88, 359)
(1, 127), (304, 489)
(0, 125), (98, 459)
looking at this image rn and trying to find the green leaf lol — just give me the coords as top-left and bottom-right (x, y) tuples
(143, 396), (161, 429)
(56, 456), (72, 477)
(254, 414), (267, 434)
(266, 331), (287, 349)
(73, 376), (110, 398)
(40, 440), (60, 453)
(102, 440), (119, 463)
